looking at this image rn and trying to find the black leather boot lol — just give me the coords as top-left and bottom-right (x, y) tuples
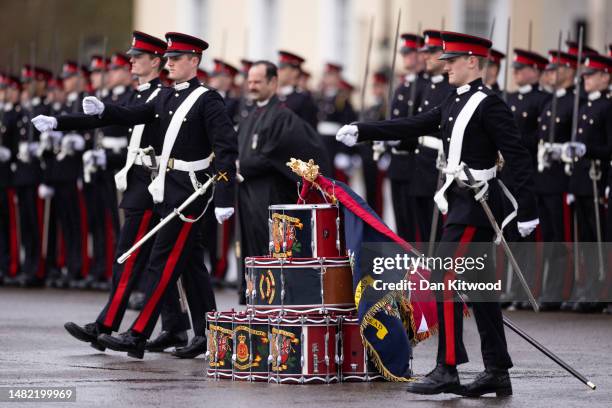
(171, 336), (207, 359)
(405, 363), (461, 395)
(146, 331), (188, 352)
(461, 368), (512, 397)
(97, 331), (147, 359)
(64, 322), (109, 351)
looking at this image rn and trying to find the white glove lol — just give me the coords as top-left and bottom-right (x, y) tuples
(82, 96), (105, 115)
(93, 149), (107, 168)
(38, 184), (55, 199)
(215, 207), (234, 224)
(334, 153), (352, 171)
(63, 133), (85, 151)
(0, 146), (11, 162)
(566, 193), (575, 206)
(377, 153), (391, 171)
(336, 124), (359, 147)
(561, 141), (586, 163)
(31, 115), (58, 132)
(517, 218), (539, 238)
(606, 186), (610, 199)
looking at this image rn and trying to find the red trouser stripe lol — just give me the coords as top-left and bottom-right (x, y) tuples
(132, 220), (193, 334)
(444, 225), (476, 366)
(103, 210), (153, 328)
(77, 188), (90, 277)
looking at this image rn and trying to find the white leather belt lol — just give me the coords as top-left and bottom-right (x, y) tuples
(101, 137), (128, 151)
(166, 155), (213, 172)
(391, 147), (411, 155)
(134, 154), (161, 167)
(455, 165), (497, 182)
(418, 135), (443, 151)
(317, 121), (342, 136)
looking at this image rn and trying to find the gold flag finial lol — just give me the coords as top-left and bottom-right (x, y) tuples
(286, 158), (320, 183)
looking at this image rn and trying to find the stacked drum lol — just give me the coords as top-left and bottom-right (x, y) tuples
(206, 204), (382, 383)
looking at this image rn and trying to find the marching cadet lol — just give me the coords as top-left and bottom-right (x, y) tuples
(0, 75), (22, 285)
(358, 70), (388, 215)
(485, 48), (505, 95)
(337, 31), (539, 397)
(209, 59), (240, 124)
(387, 33), (427, 243)
(36, 31), (236, 359)
(565, 54), (612, 313)
(14, 65), (51, 287)
(407, 30), (452, 248)
(535, 50), (581, 310)
(502, 48), (551, 310)
(316, 62), (357, 183)
(34, 31), (203, 356)
(277, 50), (318, 129)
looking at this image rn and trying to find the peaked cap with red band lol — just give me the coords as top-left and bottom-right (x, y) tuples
(278, 50), (305, 68)
(439, 31), (492, 60)
(400, 33), (423, 54)
(420, 30), (443, 51)
(127, 31), (167, 56)
(164, 32), (209, 57)
(512, 48), (548, 70)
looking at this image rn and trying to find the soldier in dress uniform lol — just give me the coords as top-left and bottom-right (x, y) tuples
(13, 65), (52, 287)
(406, 29), (452, 249)
(337, 31), (539, 397)
(0, 75), (22, 285)
(565, 54), (612, 313)
(358, 70), (388, 215)
(535, 50), (581, 310)
(37, 63), (88, 288)
(298, 69), (312, 93)
(386, 33), (428, 243)
(55, 32), (235, 359)
(502, 49), (551, 310)
(485, 48), (505, 95)
(209, 59), (240, 124)
(316, 62), (357, 183)
(277, 50), (318, 129)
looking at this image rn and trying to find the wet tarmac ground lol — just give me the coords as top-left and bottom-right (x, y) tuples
(0, 287), (610, 407)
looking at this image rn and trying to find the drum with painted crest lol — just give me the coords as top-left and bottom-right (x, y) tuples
(206, 311), (235, 379)
(268, 314), (339, 384)
(338, 315), (383, 382)
(245, 257), (355, 315)
(231, 313), (270, 381)
(268, 204), (345, 258)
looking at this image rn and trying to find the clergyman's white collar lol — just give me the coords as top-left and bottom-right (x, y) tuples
(256, 98), (271, 107)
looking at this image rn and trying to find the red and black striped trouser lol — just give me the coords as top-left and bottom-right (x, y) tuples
(432, 223), (513, 370)
(96, 208), (157, 331)
(129, 211), (216, 338)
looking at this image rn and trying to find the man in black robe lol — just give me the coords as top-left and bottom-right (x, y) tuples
(237, 60), (330, 303)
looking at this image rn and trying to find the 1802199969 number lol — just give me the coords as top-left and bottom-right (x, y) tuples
(0, 387), (76, 402)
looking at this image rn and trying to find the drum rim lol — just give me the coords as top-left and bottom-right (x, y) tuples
(269, 204), (338, 210)
(245, 256), (350, 266)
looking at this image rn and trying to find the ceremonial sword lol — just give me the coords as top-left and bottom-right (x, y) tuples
(460, 163), (540, 312)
